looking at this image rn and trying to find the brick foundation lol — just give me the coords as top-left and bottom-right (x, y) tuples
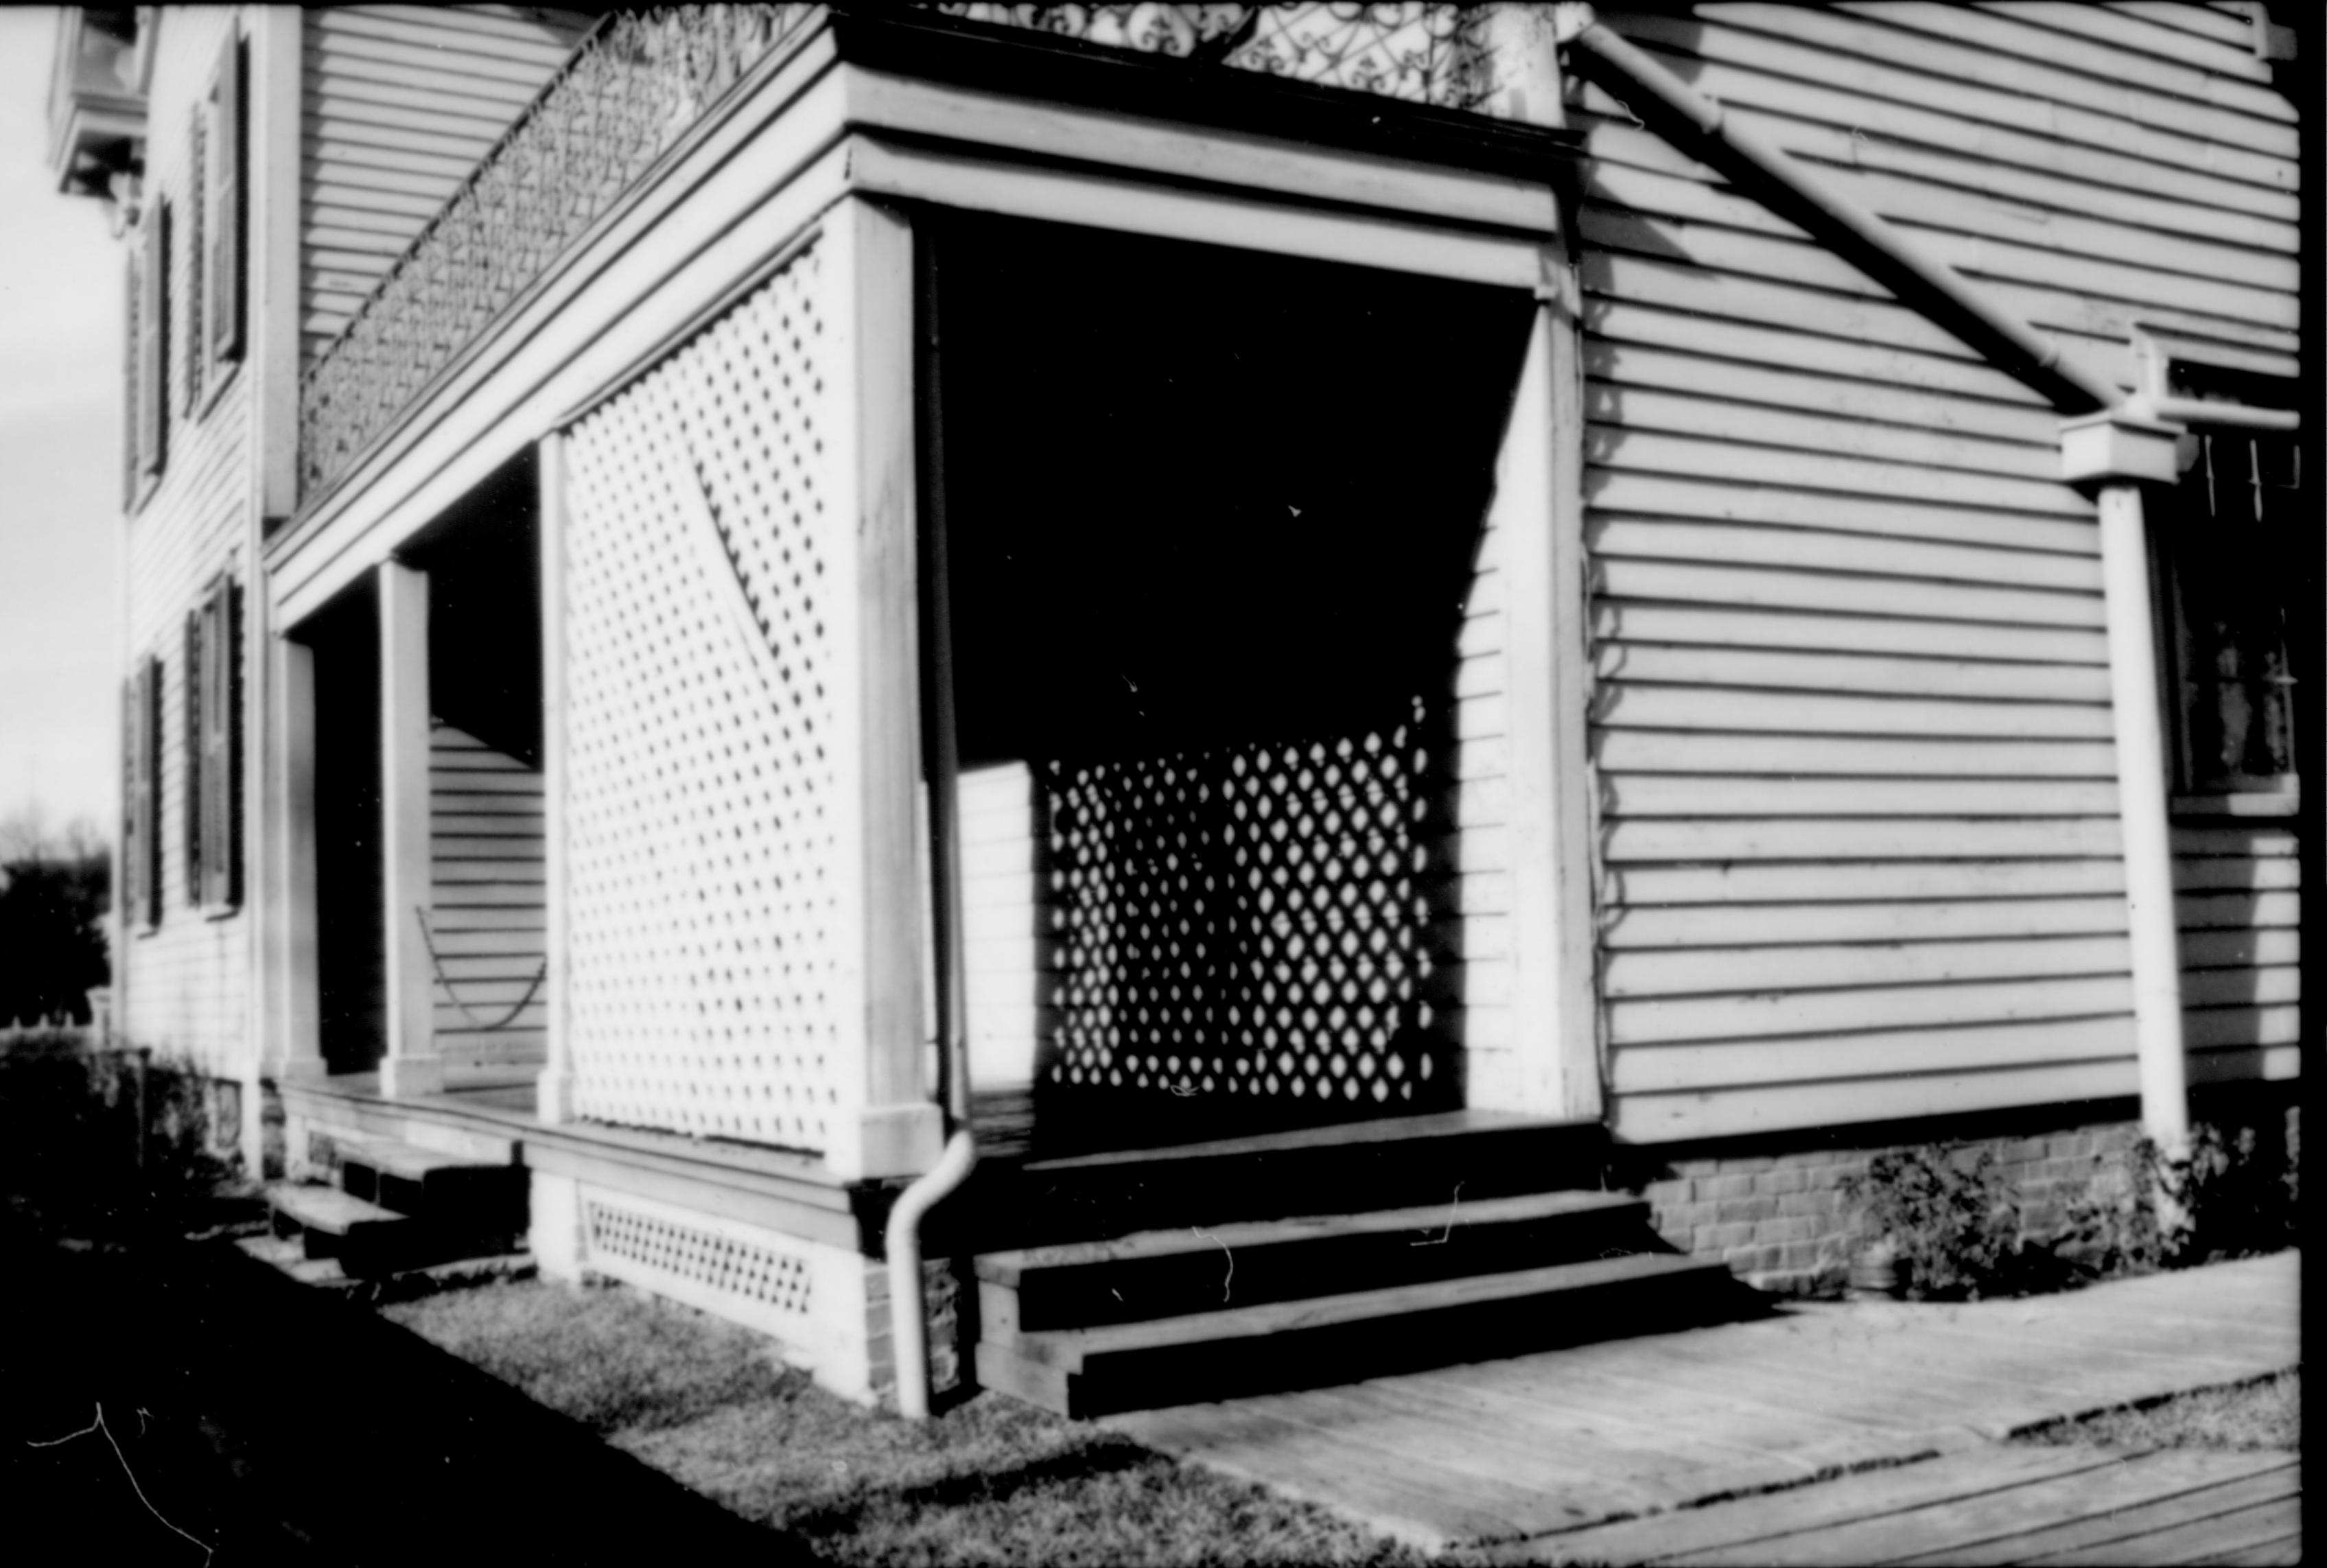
(1616, 1085), (2300, 1296)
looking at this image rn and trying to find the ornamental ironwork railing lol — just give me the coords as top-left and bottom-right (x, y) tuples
(298, 6), (819, 501)
(296, 3), (1510, 506)
(935, 3), (1499, 110)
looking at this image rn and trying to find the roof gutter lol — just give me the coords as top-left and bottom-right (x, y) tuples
(1558, 10), (2125, 415)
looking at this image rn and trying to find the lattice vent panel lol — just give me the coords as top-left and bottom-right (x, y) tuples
(1042, 697), (1461, 1116)
(562, 240), (845, 1149)
(583, 1195), (814, 1322)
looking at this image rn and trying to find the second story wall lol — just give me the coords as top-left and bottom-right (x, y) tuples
(300, 5), (592, 370)
(121, 5), (254, 1074)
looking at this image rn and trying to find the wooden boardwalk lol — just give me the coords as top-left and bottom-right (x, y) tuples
(1106, 1252), (2298, 1556)
(1509, 1445), (2300, 1565)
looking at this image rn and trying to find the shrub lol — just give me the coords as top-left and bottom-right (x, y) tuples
(1839, 1145), (2022, 1300)
(2059, 1123), (2298, 1277)
(0, 1046), (233, 1238)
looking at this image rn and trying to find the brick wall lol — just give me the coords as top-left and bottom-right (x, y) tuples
(1620, 1086), (2298, 1296)
(860, 1256), (964, 1407)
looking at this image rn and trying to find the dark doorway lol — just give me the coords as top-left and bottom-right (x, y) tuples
(928, 213), (1534, 1154)
(304, 580), (384, 1075)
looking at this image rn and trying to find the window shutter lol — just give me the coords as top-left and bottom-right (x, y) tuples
(121, 677), (143, 925)
(186, 106), (204, 413)
(129, 657), (161, 929)
(222, 581), (244, 906)
(122, 255), (141, 507)
(209, 32), (246, 366)
(186, 609), (204, 902)
(137, 201), (167, 477)
(198, 580), (242, 909)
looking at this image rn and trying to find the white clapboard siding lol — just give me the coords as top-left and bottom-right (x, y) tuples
(119, 4), (257, 1078)
(1582, 3), (2301, 1139)
(428, 721), (546, 1067)
(301, 7), (594, 366)
(2171, 819), (2303, 1088)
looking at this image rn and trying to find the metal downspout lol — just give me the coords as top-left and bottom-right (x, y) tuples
(888, 228), (974, 1420)
(1558, 8), (2203, 1144)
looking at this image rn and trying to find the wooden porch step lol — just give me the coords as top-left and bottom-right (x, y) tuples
(978, 1189), (1652, 1333)
(268, 1180), (524, 1278)
(234, 1231), (536, 1301)
(977, 1250), (1740, 1418)
(935, 1110), (1609, 1253)
(320, 1130), (527, 1229)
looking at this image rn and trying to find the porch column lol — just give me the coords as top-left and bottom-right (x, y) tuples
(270, 633), (325, 1084)
(377, 559), (442, 1099)
(824, 197), (942, 1181)
(2061, 408), (2190, 1147)
(1499, 257), (1604, 1125)
(537, 433), (575, 1123)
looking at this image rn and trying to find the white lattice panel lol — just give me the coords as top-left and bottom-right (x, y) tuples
(581, 1189), (814, 1328)
(563, 242), (845, 1149)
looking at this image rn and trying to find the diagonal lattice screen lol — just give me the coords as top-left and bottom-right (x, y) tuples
(562, 240), (843, 1150)
(1044, 706), (1455, 1115)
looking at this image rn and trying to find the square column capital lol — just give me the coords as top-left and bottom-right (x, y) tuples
(2059, 407), (2186, 487)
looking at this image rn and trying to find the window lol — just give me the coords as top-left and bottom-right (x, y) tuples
(185, 576), (243, 911)
(124, 655), (161, 931)
(2160, 430), (2300, 801)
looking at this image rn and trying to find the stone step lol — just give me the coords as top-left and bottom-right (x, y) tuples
(267, 1181), (524, 1278)
(978, 1189), (1652, 1333)
(977, 1250), (1742, 1418)
(318, 1131), (527, 1229)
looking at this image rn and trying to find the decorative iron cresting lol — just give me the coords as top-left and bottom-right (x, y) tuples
(297, 3), (1511, 507)
(935, 3), (1497, 109)
(298, 5), (819, 501)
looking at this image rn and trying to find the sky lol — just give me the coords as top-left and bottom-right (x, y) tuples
(0, 8), (122, 845)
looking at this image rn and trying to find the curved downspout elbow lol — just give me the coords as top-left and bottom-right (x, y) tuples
(886, 1125), (977, 1420)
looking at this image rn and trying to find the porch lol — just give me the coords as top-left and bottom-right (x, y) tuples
(252, 5), (1643, 1405)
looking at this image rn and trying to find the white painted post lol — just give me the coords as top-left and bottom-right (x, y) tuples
(823, 197), (942, 1182)
(378, 559), (442, 1099)
(272, 634), (325, 1084)
(537, 433), (575, 1124)
(1500, 263), (1603, 1125)
(2063, 409), (2190, 1149)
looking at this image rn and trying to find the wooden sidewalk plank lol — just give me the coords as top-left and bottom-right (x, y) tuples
(1884, 1455), (2297, 1565)
(2037, 1498), (2303, 1567)
(1937, 1464), (2301, 1567)
(1500, 1447), (2123, 1567)
(1368, 1358), (1843, 1479)
(1892, 1313), (2295, 1384)
(1357, 1368), (1836, 1503)
(1254, 1385), (1668, 1537)
(1617, 1326), (2015, 1435)
(1753, 1324), (2230, 1430)
(1417, 1352), (1899, 1455)
(1678, 1451), (2295, 1567)
(1110, 1402), (1543, 1545)
(2191, 1533), (2305, 1566)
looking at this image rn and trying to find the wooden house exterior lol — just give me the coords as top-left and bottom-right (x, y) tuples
(51, 3), (2304, 1411)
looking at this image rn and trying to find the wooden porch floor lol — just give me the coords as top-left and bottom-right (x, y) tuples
(1105, 1252), (2300, 1558)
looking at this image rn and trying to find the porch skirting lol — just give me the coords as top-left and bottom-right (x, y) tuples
(278, 1075), (962, 1403)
